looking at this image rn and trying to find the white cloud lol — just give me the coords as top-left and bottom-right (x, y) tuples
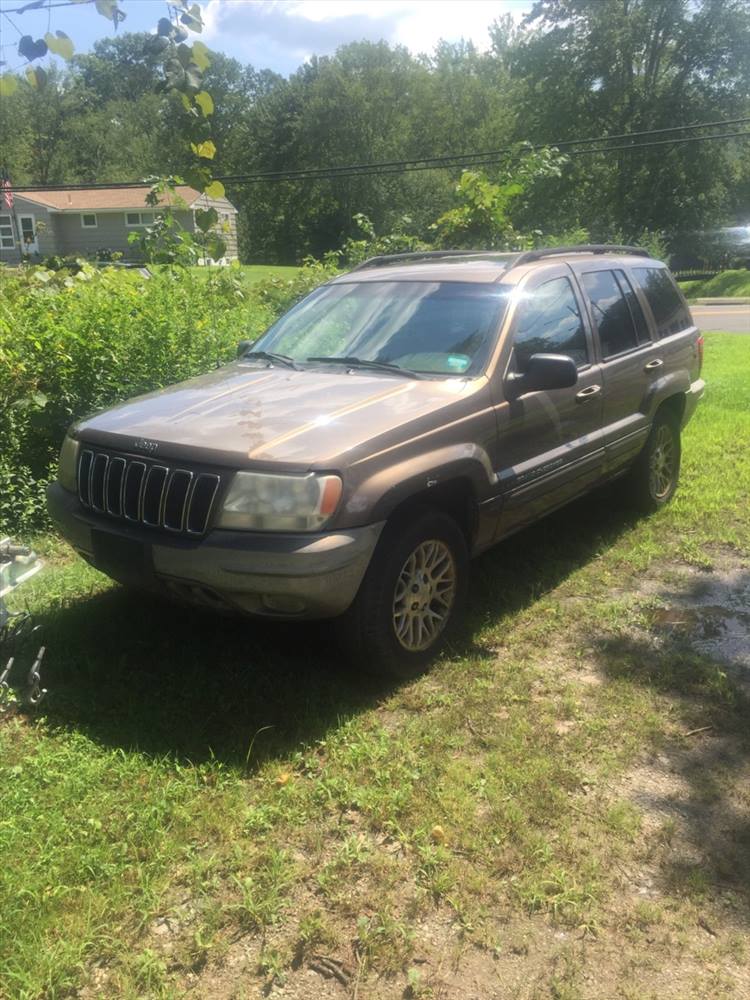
(200, 0), (531, 73)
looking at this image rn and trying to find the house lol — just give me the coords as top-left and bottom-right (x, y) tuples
(0, 184), (239, 265)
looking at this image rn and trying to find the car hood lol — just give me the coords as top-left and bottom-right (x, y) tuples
(75, 362), (480, 469)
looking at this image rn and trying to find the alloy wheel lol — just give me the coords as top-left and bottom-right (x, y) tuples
(392, 539), (456, 651)
(649, 423), (675, 500)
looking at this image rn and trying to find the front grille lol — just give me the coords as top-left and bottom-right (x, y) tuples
(77, 449), (220, 536)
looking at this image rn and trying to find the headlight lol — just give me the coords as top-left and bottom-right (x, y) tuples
(217, 471), (343, 532)
(58, 435), (79, 493)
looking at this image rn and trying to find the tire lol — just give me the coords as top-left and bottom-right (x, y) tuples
(338, 507), (469, 678)
(626, 409), (681, 512)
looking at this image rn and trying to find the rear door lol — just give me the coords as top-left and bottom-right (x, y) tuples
(575, 266), (661, 475)
(492, 266), (605, 535)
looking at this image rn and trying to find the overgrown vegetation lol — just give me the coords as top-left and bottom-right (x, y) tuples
(1, 333), (748, 998)
(0, 260), (334, 533)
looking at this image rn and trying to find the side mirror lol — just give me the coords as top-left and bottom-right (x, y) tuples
(237, 339), (254, 358)
(507, 353), (578, 397)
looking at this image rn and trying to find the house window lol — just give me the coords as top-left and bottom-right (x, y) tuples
(81, 213), (98, 228)
(0, 214), (14, 249)
(125, 211), (155, 227)
(19, 216), (36, 246)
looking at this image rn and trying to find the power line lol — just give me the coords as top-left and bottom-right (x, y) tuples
(217, 129), (750, 186)
(11, 121), (750, 191)
(218, 116), (750, 182)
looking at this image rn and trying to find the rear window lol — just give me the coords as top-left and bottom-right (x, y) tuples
(581, 269), (640, 358)
(632, 267), (691, 338)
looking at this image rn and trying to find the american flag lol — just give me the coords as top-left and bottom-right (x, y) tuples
(1, 175), (13, 210)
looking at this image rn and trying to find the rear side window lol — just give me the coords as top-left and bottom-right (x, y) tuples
(581, 269), (640, 358)
(632, 267), (691, 338)
(616, 270), (651, 345)
(513, 276), (588, 371)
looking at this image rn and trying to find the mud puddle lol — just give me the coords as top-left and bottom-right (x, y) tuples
(649, 564), (750, 690)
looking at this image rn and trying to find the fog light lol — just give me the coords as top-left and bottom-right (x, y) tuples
(261, 594), (306, 614)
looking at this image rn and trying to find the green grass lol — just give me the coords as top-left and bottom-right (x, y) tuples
(679, 268), (750, 300)
(188, 263), (302, 285)
(236, 264), (302, 284)
(1, 333), (749, 998)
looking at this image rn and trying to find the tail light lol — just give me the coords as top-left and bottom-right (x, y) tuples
(697, 334), (704, 375)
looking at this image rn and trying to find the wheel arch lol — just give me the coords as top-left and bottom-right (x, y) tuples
(655, 391), (686, 426)
(380, 475), (479, 546)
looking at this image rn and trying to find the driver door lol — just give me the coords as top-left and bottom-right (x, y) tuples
(491, 266), (606, 536)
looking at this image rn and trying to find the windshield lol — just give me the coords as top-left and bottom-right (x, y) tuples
(250, 280), (510, 377)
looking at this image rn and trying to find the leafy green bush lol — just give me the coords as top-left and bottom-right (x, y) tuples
(0, 260), (335, 533)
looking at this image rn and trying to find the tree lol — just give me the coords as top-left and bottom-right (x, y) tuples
(432, 149), (567, 249)
(509, 0), (750, 245)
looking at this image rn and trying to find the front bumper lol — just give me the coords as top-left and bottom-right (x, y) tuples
(682, 378), (705, 428)
(47, 483), (383, 619)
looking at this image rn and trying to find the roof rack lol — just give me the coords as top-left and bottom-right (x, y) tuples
(348, 244), (652, 275)
(349, 249), (520, 272)
(512, 244), (651, 266)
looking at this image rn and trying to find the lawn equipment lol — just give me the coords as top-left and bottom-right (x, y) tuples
(0, 538), (46, 710)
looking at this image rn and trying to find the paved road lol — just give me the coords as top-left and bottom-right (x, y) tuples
(690, 304), (750, 334)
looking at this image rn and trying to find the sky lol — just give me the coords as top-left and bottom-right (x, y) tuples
(0, 0), (532, 77)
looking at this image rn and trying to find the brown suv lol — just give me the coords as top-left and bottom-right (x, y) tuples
(48, 245), (705, 675)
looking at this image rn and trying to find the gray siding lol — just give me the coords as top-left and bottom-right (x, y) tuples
(55, 209), (195, 260)
(0, 196), (57, 264)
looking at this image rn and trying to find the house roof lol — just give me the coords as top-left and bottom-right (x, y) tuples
(16, 185), (209, 211)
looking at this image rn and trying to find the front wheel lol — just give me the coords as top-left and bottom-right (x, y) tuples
(338, 508), (469, 678)
(626, 410), (681, 511)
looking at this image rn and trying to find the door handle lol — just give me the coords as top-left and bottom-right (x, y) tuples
(575, 384), (601, 402)
(644, 358), (664, 371)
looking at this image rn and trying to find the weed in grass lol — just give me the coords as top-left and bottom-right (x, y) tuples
(257, 946), (288, 989)
(415, 842), (456, 901)
(132, 948), (168, 992)
(295, 908), (338, 959)
(516, 859), (600, 924)
(605, 800), (642, 840)
(229, 848), (295, 932)
(632, 900), (664, 929)
(405, 966), (435, 999)
(355, 911), (414, 975)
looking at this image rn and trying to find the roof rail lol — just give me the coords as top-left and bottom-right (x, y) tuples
(349, 249), (520, 272)
(512, 244), (651, 267)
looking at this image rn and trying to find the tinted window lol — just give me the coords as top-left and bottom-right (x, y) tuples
(513, 277), (588, 371)
(616, 270), (651, 345)
(253, 280), (510, 376)
(581, 269), (638, 358)
(632, 267), (691, 338)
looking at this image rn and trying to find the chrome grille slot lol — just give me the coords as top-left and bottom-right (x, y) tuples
(142, 466), (168, 526)
(163, 471), (192, 532)
(105, 457), (126, 516)
(123, 462), (146, 521)
(78, 450), (93, 506)
(90, 454), (109, 512)
(186, 474), (220, 535)
(76, 449), (219, 536)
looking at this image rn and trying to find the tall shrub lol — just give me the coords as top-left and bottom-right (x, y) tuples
(0, 261), (333, 533)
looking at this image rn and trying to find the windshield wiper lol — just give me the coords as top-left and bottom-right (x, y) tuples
(241, 350), (298, 370)
(306, 356), (422, 379)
